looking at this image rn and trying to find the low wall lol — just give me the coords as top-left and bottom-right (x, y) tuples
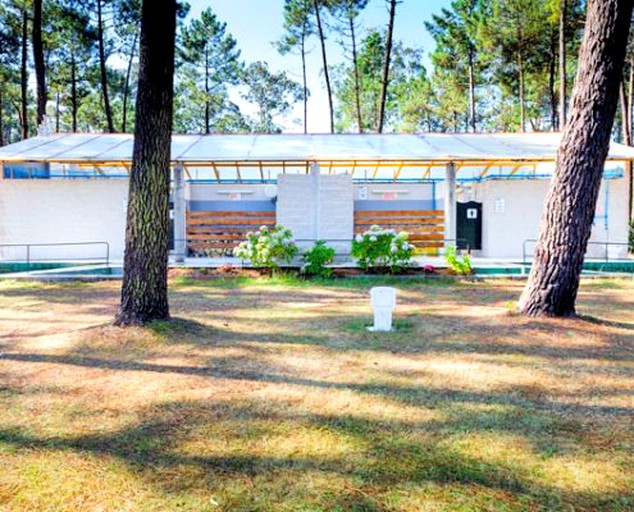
(0, 179), (129, 262)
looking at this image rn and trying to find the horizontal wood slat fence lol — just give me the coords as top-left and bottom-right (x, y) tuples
(186, 211), (276, 255)
(354, 210), (445, 249)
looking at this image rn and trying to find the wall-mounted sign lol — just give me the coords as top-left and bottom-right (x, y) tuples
(494, 198), (505, 214)
(358, 186), (368, 200)
(228, 192), (242, 201)
(381, 192), (397, 200)
(466, 208), (478, 219)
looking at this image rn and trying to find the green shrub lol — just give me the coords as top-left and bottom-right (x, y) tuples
(445, 245), (473, 275)
(234, 225), (298, 268)
(629, 219), (634, 254)
(351, 225), (414, 272)
(301, 240), (336, 277)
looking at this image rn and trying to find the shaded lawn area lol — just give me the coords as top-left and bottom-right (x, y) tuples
(0, 275), (632, 511)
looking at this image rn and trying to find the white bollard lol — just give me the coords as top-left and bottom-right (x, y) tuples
(369, 287), (397, 331)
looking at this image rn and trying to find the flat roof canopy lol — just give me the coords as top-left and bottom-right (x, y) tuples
(2, 132), (634, 181)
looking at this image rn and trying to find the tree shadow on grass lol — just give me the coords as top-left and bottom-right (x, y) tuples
(0, 398), (630, 511)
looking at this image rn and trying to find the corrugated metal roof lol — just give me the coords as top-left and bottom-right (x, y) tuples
(2, 132), (634, 166)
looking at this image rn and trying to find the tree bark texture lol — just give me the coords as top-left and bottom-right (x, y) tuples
(97, 0), (115, 133)
(313, 0), (334, 133)
(559, 0), (568, 129)
(32, 0), (47, 127)
(20, 7), (28, 139)
(378, 0), (396, 133)
(115, 0), (177, 326)
(518, 0), (634, 317)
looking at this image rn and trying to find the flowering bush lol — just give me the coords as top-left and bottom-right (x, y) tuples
(234, 225), (298, 268)
(351, 225), (414, 272)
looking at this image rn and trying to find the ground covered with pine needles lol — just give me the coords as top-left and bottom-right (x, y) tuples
(0, 275), (632, 511)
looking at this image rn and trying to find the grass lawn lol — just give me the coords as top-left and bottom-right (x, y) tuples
(0, 275), (632, 511)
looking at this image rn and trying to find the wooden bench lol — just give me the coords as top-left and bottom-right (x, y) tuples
(186, 211), (276, 256)
(354, 210), (445, 249)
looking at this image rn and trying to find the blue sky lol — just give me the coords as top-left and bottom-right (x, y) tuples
(187, 0), (453, 132)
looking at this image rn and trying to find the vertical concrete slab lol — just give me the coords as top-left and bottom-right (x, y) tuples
(277, 173), (354, 253)
(444, 162), (456, 247)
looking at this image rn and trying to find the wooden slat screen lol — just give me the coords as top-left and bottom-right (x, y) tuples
(354, 210), (445, 249)
(186, 211), (276, 255)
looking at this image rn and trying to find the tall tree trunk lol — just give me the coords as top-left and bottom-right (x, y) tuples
(204, 48), (210, 134)
(32, 0), (47, 127)
(313, 0), (334, 133)
(559, 0), (568, 129)
(55, 92), (60, 132)
(467, 43), (477, 132)
(518, 49), (526, 132)
(122, 28), (139, 133)
(0, 87), (4, 146)
(378, 0), (397, 133)
(549, 31), (558, 130)
(71, 49), (78, 132)
(350, 14), (363, 133)
(97, 0), (115, 133)
(301, 25), (308, 134)
(625, 60), (634, 220)
(518, 0), (633, 317)
(115, 0), (177, 326)
(20, 7), (28, 139)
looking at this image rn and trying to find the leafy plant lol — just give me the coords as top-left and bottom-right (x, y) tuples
(351, 225), (414, 273)
(234, 225), (298, 268)
(629, 219), (633, 254)
(444, 245), (473, 275)
(301, 240), (336, 278)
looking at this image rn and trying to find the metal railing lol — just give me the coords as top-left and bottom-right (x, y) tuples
(522, 239), (630, 267)
(0, 241), (110, 270)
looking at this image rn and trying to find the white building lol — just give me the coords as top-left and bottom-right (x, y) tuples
(0, 132), (632, 265)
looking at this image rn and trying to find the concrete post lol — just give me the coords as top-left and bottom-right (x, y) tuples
(173, 163), (186, 263)
(444, 161), (457, 247)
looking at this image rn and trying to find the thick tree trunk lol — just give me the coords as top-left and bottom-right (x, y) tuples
(559, 0), (568, 129)
(518, 0), (634, 317)
(313, 0), (334, 133)
(32, 0), (47, 127)
(350, 15), (363, 133)
(122, 29), (139, 133)
(20, 8), (28, 139)
(115, 0), (177, 326)
(467, 44), (477, 133)
(97, 0), (115, 133)
(378, 0), (397, 133)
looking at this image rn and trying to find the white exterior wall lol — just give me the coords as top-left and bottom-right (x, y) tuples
(0, 179), (128, 262)
(475, 177), (630, 259)
(277, 174), (353, 252)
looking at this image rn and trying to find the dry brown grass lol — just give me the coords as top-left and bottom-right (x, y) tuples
(0, 276), (632, 511)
